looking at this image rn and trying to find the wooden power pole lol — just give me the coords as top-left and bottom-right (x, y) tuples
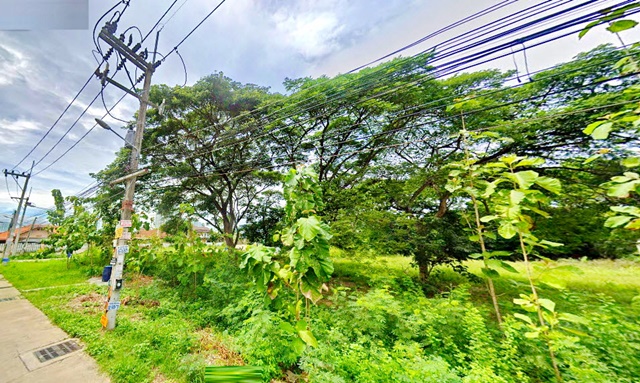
(97, 20), (158, 330)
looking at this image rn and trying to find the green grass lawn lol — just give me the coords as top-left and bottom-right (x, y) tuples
(0, 259), (90, 289)
(1, 255), (639, 382)
(0, 259), (243, 383)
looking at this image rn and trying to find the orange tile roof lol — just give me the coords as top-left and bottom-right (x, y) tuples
(0, 224), (51, 241)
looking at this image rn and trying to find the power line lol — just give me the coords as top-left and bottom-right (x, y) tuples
(150, 0), (621, 154)
(33, 91), (130, 176)
(11, 74), (95, 170)
(150, 62), (632, 178)
(147, 97), (640, 185)
(142, 0), (179, 42)
(27, 0), (185, 174)
(29, 0), (228, 176)
(28, 0), (566, 177)
(162, 0), (227, 60)
(153, 5), (633, 166)
(12, 0), (132, 171)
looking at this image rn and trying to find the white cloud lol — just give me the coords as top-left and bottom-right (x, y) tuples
(273, 11), (344, 60)
(0, 42), (29, 86)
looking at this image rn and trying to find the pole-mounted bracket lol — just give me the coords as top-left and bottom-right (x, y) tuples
(109, 168), (150, 186)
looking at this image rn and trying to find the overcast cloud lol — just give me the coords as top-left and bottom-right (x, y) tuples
(0, 0), (633, 219)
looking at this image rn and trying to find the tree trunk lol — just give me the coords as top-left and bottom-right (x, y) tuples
(222, 216), (236, 248)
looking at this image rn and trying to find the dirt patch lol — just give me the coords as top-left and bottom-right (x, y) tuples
(152, 369), (178, 383)
(121, 296), (160, 307)
(126, 274), (155, 289)
(272, 370), (309, 383)
(196, 330), (244, 366)
(67, 292), (104, 312)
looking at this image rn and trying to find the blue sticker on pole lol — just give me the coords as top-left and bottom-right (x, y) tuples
(116, 245), (129, 255)
(108, 302), (121, 310)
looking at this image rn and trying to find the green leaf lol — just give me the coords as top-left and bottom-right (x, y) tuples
(591, 122), (614, 139)
(610, 205), (640, 217)
(604, 215), (633, 228)
(296, 216), (321, 241)
(480, 215), (499, 222)
(579, 20), (601, 39)
(300, 279), (324, 304)
(558, 313), (589, 325)
(514, 313), (533, 325)
(515, 157), (545, 168)
(584, 120), (608, 135)
(513, 170), (539, 189)
(583, 153), (602, 164)
(509, 190), (525, 205)
(499, 261), (518, 273)
(625, 218), (640, 230)
(498, 222), (517, 239)
(541, 279), (566, 290)
(298, 330), (318, 347)
(539, 240), (563, 248)
(279, 321), (295, 333)
(607, 180), (640, 198)
(500, 155), (524, 165)
(485, 162), (508, 168)
(524, 331), (540, 339)
(489, 250), (512, 257)
(607, 19), (638, 33)
(481, 267), (500, 278)
(291, 338), (305, 355)
(534, 176), (562, 194)
(469, 252), (483, 259)
(622, 157), (640, 168)
(295, 319), (308, 332)
(560, 326), (588, 337)
(538, 298), (556, 313)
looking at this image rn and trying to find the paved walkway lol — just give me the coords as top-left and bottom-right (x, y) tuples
(0, 274), (109, 383)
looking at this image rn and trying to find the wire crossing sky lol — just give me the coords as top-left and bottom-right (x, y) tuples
(0, 0), (634, 215)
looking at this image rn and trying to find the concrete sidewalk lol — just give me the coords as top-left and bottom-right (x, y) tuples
(0, 274), (110, 383)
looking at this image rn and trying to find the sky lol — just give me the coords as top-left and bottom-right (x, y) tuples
(0, 0), (635, 222)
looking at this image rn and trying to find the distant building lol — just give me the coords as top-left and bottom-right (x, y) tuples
(0, 224), (51, 244)
(135, 228), (167, 240)
(193, 226), (212, 242)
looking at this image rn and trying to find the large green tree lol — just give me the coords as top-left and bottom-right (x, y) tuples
(141, 73), (280, 247)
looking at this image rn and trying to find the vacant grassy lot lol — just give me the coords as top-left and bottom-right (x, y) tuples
(0, 259), (90, 290)
(1, 256), (639, 382)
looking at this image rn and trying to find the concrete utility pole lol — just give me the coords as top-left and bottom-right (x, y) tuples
(97, 20), (158, 330)
(2, 162), (33, 263)
(21, 217), (38, 254)
(11, 188), (32, 255)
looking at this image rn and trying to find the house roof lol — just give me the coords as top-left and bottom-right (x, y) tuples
(135, 229), (167, 239)
(0, 224), (51, 241)
(192, 226), (211, 234)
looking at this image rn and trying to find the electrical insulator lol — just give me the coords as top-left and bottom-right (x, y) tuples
(119, 33), (125, 42)
(132, 43), (141, 53)
(103, 47), (113, 61)
(127, 34), (133, 46)
(105, 21), (117, 34)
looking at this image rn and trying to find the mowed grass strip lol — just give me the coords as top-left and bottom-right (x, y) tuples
(0, 259), (90, 290)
